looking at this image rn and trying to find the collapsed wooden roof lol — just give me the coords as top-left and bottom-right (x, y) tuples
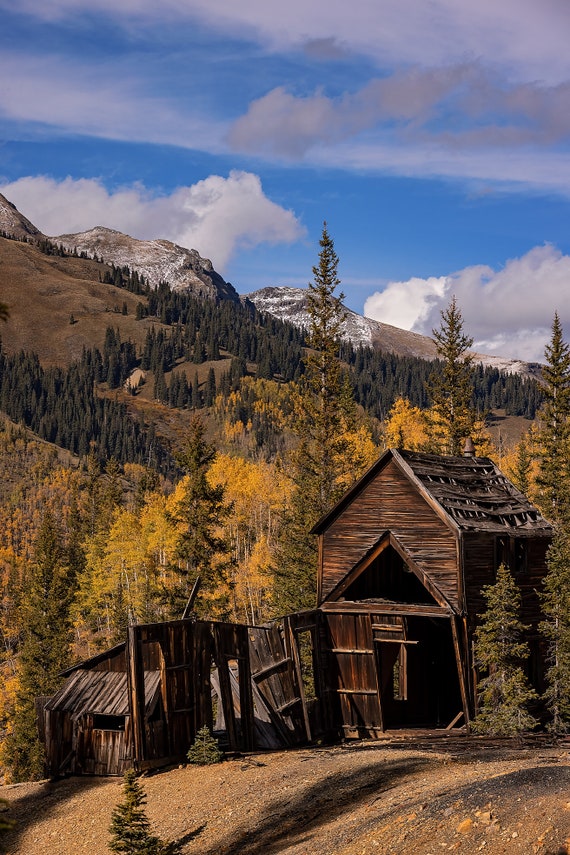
(45, 669), (161, 718)
(313, 448), (553, 537)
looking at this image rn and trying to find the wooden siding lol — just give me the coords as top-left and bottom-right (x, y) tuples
(324, 612), (383, 737)
(319, 459), (459, 607)
(463, 533), (550, 631)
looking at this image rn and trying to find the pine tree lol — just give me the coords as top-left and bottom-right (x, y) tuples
(426, 296), (476, 455)
(473, 563), (538, 736)
(536, 312), (570, 523)
(4, 512), (77, 780)
(109, 769), (181, 854)
(274, 223), (361, 612)
(540, 527), (570, 733)
(186, 725), (223, 765)
(169, 415), (231, 617)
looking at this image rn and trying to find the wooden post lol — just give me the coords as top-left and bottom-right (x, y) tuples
(127, 625), (147, 767)
(450, 615), (470, 731)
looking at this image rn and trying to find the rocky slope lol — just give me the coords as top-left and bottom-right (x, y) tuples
(0, 192), (238, 302)
(247, 286), (542, 378)
(0, 193), (41, 240)
(54, 226), (239, 302)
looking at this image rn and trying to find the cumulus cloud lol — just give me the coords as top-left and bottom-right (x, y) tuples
(364, 276), (448, 331)
(363, 245), (570, 363)
(0, 172), (305, 269)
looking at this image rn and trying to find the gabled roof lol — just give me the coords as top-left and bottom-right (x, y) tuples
(312, 448), (553, 536)
(45, 669), (161, 717)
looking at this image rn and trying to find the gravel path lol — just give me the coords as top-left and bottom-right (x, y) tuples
(1, 738), (570, 854)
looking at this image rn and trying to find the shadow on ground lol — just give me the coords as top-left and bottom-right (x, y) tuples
(202, 754), (433, 855)
(0, 776), (107, 852)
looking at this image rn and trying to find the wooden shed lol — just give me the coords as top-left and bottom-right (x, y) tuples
(42, 448), (555, 774)
(43, 618), (314, 776)
(310, 447), (553, 736)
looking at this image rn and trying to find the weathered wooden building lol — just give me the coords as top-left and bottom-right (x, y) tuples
(42, 448), (553, 775)
(311, 447), (553, 735)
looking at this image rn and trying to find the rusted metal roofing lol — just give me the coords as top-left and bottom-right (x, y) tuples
(312, 448), (552, 536)
(45, 669), (161, 718)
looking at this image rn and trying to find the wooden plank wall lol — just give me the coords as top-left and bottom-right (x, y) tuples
(324, 612), (383, 737)
(319, 459), (459, 607)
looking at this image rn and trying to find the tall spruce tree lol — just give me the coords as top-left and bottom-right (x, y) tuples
(540, 528), (570, 733)
(426, 296), (476, 455)
(169, 414), (231, 618)
(535, 315), (570, 731)
(274, 223), (358, 612)
(4, 512), (77, 780)
(536, 312), (570, 522)
(473, 563), (538, 736)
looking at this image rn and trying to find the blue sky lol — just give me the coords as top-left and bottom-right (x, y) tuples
(1, 0), (570, 361)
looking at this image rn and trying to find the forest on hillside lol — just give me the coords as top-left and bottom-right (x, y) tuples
(0, 226), (565, 783)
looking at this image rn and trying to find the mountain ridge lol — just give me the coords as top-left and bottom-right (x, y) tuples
(0, 192), (541, 377)
(246, 285), (542, 379)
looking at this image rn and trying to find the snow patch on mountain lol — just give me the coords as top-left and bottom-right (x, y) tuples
(53, 226), (239, 301)
(247, 286), (542, 378)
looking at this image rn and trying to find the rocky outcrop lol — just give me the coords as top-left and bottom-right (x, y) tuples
(54, 226), (239, 301)
(246, 285), (542, 377)
(0, 192), (42, 240)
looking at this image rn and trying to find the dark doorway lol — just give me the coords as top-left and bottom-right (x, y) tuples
(375, 616), (463, 729)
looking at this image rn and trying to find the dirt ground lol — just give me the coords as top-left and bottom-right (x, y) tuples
(1, 736), (570, 855)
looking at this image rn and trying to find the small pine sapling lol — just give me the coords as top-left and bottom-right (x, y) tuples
(109, 769), (181, 854)
(186, 725), (223, 765)
(473, 563), (538, 736)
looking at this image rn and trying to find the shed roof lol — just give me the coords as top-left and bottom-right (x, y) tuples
(312, 448), (553, 536)
(45, 669), (161, 718)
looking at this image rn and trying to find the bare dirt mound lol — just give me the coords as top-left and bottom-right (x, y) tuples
(1, 738), (570, 854)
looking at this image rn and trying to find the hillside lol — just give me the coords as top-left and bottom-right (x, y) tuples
(247, 286), (543, 379)
(1, 738), (569, 854)
(0, 235), (155, 365)
(0, 193), (543, 471)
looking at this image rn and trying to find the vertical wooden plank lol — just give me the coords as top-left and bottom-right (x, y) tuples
(127, 625), (146, 767)
(236, 625), (255, 752)
(287, 617), (312, 742)
(451, 615), (471, 730)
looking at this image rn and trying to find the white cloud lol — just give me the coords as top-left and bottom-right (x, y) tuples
(0, 52), (225, 151)
(364, 276), (448, 330)
(363, 244), (570, 363)
(7, 0), (570, 84)
(0, 172), (305, 269)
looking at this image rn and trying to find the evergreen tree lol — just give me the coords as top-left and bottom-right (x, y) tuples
(536, 312), (570, 522)
(274, 223), (360, 612)
(540, 527), (570, 732)
(4, 512), (77, 780)
(109, 769), (181, 854)
(473, 563), (538, 736)
(186, 725), (223, 765)
(169, 415), (231, 617)
(509, 432), (534, 497)
(426, 296), (476, 455)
